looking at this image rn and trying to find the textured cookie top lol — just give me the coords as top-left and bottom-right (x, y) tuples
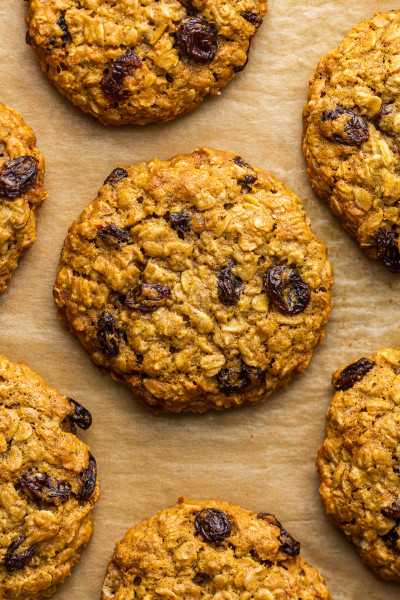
(0, 355), (99, 600)
(303, 10), (400, 272)
(0, 102), (46, 292)
(101, 497), (332, 600)
(53, 148), (333, 413)
(26, 0), (268, 125)
(317, 348), (400, 582)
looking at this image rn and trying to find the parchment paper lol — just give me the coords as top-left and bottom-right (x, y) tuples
(1, 2), (400, 598)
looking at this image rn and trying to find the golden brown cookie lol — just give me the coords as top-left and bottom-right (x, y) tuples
(101, 497), (332, 600)
(0, 355), (100, 599)
(317, 348), (400, 582)
(303, 10), (400, 273)
(0, 102), (46, 292)
(53, 148), (333, 413)
(25, 0), (268, 125)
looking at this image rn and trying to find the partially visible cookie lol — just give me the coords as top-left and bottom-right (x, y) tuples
(0, 102), (46, 292)
(303, 10), (400, 272)
(0, 355), (99, 600)
(317, 348), (400, 582)
(53, 148), (333, 413)
(101, 497), (332, 600)
(25, 0), (268, 125)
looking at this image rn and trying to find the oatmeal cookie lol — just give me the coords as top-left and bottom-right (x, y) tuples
(303, 10), (400, 273)
(53, 148), (333, 413)
(317, 348), (400, 582)
(25, 0), (268, 125)
(101, 497), (332, 600)
(0, 102), (46, 292)
(0, 355), (100, 599)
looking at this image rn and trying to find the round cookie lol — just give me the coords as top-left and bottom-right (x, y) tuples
(25, 0), (268, 126)
(53, 148), (333, 413)
(0, 355), (99, 599)
(0, 102), (46, 292)
(101, 497), (332, 600)
(317, 348), (400, 582)
(303, 10), (400, 273)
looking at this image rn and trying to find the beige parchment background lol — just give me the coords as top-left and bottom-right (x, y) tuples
(1, 1), (400, 598)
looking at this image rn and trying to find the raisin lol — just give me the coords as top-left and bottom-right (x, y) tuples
(170, 211), (191, 239)
(177, 17), (217, 63)
(25, 31), (33, 46)
(242, 11), (263, 27)
(4, 536), (34, 572)
(233, 155), (254, 170)
(20, 472), (71, 504)
(101, 50), (143, 102)
(0, 156), (38, 199)
(382, 502), (400, 520)
(99, 223), (130, 247)
(217, 264), (242, 305)
(195, 508), (231, 543)
(97, 312), (120, 357)
(257, 513), (300, 556)
(238, 173), (257, 190)
(217, 362), (265, 396)
(104, 168), (128, 186)
(382, 526), (399, 551)
(321, 106), (369, 146)
(333, 358), (375, 391)
(377, 229), (400, 273)
(78, 452), (97, 500)
(166, 73), (173, 83)
(265, 265), (311, 315)
(67, 397), (92, 430)
(373, 104), (396, 137)
(124, 283), (170, 313)
(56, 10), (72, 45)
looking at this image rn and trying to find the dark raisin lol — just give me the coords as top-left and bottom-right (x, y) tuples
(333, 358), (375, 391)
(104, 168), (128, 186)
(4, 536), (34, 572)
(101, 50), (143, 102)
(377, 229), (400, 273)
(242, 11), (263, 27)
(321, 105), (369, 146)
(233, 155), (254, 170)
(170, 211), (191, 239)
(265, 265), (311, 315)
(373, 104), (396, 137)
(67, 397), (92, 430)
(217, 362), (265, 396)
(234, 42), (251, 73)
(217, 263), (242, 305)
(166, 73), (173, 83)
(238, 173), (257, 190)
(257, 513), (300, 556)
(195, 508), (231, 543)
(97, 312), (120, 357)
(78, 452), (97, 500)
(124, 283), (170, 313)
(177, 17), (217, 63)
(99, 223), (130, 247)
(382, 502), (400, 520)
(25, 31), (33, 46)
(382, 526), (399, 551)
(20, 472), (71, 504)
(56, 10), (72, 45)
(0, 156), (38, 199)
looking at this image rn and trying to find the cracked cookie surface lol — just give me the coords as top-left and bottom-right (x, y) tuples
(0, 355), (99, 600)
(25, 0), (268, 125)
(53, 148), (333, 413)
(0, 102), (46, 292)
(317, 348), (400, 582)
(303, 10), (400, 273)
(101, 497), (332, 600)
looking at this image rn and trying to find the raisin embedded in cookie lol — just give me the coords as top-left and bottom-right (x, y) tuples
(0, 355), (100, 599)
(101, 497), (332, 600)
(317, 348), (400, 582)
(53, 148), (333, 413)
(0, 102), (46, 292)
(25, 0), (268, 125)
(303, 11), (400, 273)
